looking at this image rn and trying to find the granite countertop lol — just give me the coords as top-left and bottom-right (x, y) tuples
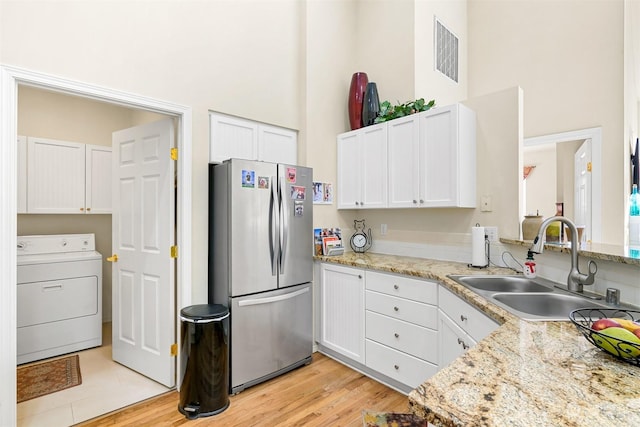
(316, 252), (640, 426)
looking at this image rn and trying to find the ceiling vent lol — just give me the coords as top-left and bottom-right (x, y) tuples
(434, 17), (459, 83)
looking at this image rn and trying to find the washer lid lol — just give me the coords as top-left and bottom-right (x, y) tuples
(17, 250), (102, 266)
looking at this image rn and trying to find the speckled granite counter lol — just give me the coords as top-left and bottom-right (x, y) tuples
(316, 252), (640, 426)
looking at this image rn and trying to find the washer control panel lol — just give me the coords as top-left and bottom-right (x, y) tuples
(17, 234), (96, 255)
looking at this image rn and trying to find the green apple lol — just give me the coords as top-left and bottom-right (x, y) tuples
(592, 326), (640, 358)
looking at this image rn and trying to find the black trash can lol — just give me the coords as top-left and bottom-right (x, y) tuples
(178, 304), (230, 419)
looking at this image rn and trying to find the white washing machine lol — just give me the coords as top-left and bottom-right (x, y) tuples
(17, 234), (103, 364)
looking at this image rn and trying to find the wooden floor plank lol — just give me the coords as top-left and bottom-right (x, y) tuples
(77, 353), (409, 427)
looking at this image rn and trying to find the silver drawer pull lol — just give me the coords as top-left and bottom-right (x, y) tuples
(460, 314), (468, 322)
(393, 284), (399, 290)
(394, 364), (399, 370)
(393, 306), (399, 311)
(394, 333), (399, 338)
(457, 338), (470, 350)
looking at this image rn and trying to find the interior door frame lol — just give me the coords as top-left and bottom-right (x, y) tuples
(0, 64), (193, 425)
(523, 126), (602, 243)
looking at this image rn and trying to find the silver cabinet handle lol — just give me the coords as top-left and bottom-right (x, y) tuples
(412, 200), (417, 204)
(358, 275), (362, 279)
(460, 314), (468, 321)
(457, 338), (470, 350)
(393, 306), (399, 311)
(394, 364), (399, 370)
(394, 333), (399, 338)
(393, 284), (399, 290)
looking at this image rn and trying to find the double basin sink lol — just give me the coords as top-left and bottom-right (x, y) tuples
(447, 275), (616, 321)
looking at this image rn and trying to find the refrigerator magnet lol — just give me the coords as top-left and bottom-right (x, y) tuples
(294, 201), (304, 217)
(241, 170), (255, 188)
(290, 185), (305, 200)
(286, 167), (297, 183)
(258, 176), (269, 189)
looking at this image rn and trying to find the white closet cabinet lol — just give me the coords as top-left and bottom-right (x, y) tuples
(318, 263), (365, 364)
(438, 286), (498, 368)
(209, 112), (297, 164)
(26, 137), (111, 214)
(388, 103), (476, 208)
(336, 123), (387, 209)
(17, 135), (27, 213)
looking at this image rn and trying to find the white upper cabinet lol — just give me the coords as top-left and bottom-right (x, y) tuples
(418, 104), (476, 208)
(339, 103), (476, 210)
(337, 123), (388, 209)
(257, 124), (297, 165)
(209, 112), (297, 164)
(85, 145), (112, 214)
(387, 115), (421, 207)
(25, 137), (111, 214)
(17, 136), (27, 214)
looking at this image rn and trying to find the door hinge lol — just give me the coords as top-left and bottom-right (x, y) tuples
(171, 245), (178, 258)
(587, 161), (592, 172)
(171, 343), (177, 356)
(171, 147), (178, 161)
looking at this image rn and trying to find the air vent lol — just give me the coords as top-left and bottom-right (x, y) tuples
(435, 17), (459, 83)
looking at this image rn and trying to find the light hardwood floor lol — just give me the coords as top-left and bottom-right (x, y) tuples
(77, 352), (410, 426)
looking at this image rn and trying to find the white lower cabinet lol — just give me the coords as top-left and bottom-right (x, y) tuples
(438, 286), (498, 368)
(318, 263), (500, 394)
(318, 263), (365, 364)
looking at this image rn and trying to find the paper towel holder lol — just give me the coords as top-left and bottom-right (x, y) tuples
(469, 223), (490, 269)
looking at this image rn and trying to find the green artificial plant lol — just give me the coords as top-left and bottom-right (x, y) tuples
(374, 98), (436, 124)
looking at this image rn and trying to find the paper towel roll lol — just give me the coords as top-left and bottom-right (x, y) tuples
(471, 226), (487, 267)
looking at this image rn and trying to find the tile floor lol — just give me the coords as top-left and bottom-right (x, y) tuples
(17, 323), (170, 427)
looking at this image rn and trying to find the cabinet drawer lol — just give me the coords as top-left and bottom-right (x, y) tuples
(366, 339), (438, 389)
(366, 311), (438, 363)
(366, 290), (437, 329)
(439, 286), (498, 342)
(366, 270), (437, 304)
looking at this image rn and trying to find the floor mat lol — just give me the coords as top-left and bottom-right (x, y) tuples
(17, 355), (82, 403)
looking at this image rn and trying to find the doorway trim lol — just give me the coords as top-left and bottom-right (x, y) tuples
(524, 126), (602, 243)
(0, 64), (193, 425)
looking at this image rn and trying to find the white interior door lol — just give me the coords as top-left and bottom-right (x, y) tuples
(574, 139), (592, 242)
(111, 118), (175, 387)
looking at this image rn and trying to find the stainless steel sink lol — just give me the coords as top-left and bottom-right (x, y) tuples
(450, 275), (552, 293)
(448, 275), (614, 321)
(491, 293), (608, 320)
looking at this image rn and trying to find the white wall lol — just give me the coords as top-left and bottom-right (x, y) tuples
(468, 0), (625, 245)
(524, 145), (557, 218)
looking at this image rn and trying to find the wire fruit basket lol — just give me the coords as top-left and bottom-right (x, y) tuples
(570, 308), (640, 367)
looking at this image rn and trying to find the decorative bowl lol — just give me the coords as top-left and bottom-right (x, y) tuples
(570, 308), (640, 366)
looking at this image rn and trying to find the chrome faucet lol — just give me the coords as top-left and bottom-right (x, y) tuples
(530, 216), (597, 293)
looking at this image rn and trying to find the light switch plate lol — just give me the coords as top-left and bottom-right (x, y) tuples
(481, 195), (492, 212)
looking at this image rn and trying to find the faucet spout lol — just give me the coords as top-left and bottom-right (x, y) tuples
(529, 216), (597, 292)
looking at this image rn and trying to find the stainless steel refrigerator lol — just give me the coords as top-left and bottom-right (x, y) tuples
(209, 159), (313, 394)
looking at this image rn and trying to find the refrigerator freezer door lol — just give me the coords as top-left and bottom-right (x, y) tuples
(277, 164), (313, 288)
(224, 159), (279, 297)
(230, 283), (312, 393)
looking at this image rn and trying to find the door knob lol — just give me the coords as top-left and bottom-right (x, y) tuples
(106, 254), (118, 262)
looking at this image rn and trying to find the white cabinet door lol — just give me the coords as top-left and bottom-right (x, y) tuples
(438, 309), (475, 369)
(209, 112), (258, 163)
(17, 136), (27, 214)
(27, 137), (85, 214)
(85, 145), (112, 214)
(418, 104), (476, 207)
(336, 123), (387, 209)
(388, 115), (420, 208)
(319, 263), (365, 364)
(258, 124), (297, 165)
(439, 286), (498, 343)
(209, 112), (298, 164)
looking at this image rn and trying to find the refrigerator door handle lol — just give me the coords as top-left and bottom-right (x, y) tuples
(237, 287), (309, 307)
(269, 175), (278, 276)
(279, 176), (288, 273)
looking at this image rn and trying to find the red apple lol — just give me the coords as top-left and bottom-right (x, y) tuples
(591, 318), (622, 331)
(634, 329), (640, 341)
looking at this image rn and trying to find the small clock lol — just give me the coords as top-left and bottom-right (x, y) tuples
(350, 219), (372, 253)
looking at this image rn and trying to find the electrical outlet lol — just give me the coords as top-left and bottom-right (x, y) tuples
(485, 226), (499, 242)
(380, 224), (387, 236)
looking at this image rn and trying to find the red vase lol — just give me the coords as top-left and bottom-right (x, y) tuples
(348, 72), (368, 130)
